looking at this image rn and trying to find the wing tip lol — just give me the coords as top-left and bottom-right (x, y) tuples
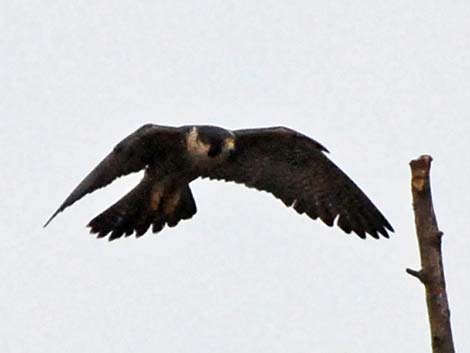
(43, 209), (62, 228)
(336, 213), (393, 240)
(319, 144), (330, 154)
(370, 222), (394, 239)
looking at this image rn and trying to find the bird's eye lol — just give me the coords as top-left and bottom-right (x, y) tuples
(208, 143), (222, 157)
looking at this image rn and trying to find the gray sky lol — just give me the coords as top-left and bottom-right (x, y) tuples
(1, 1), (469, 352)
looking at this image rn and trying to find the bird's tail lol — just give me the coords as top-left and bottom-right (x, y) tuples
(87, 179), (197, 241)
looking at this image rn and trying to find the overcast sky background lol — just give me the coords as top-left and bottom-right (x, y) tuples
(1, 1), (469, 352)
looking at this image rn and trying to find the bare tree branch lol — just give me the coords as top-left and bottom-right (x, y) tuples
(407, 155), (455, 353)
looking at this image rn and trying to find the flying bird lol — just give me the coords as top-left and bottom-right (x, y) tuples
(45, 124), (393, 240)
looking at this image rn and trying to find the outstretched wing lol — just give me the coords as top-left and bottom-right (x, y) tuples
(202, 127), (393, 239)
(44, 124), (182, 227)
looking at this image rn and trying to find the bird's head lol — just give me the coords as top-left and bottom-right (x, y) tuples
(186, 126), (236, 158)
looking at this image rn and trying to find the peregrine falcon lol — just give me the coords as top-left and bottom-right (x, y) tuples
(45, 124), (393, 240)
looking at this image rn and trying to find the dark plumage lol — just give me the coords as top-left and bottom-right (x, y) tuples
(45, 124), (394, 240)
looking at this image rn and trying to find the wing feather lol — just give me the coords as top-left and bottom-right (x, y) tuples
(44, 124), (182, 226)
(202, 127), (393, 238)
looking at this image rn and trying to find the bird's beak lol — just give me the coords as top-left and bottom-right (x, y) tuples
(224, 138), (235, 151)
(224, 138), (237, 159)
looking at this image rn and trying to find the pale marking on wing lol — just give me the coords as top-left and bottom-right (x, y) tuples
(150, 183), (165, 210)
(163, 189), (182, 215)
